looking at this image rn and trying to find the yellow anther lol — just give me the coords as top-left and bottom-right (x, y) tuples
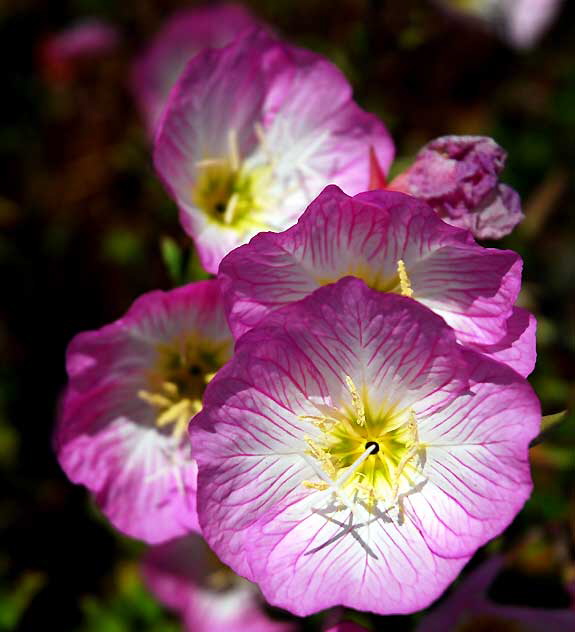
(397, 259), (413, 298)
(344, 375), (366, 426)
(204, 372), (216, 383)
(303, 481), (330, 491)
(391, 410), (425, 502)
(300, 414), (335, 432)
(137, 389), (172, 408)
(223, 192), (239, 225)
(161, 381), (179, 396)
(156, 399), (193, 427)
(304, 437), (336, 477)
(228, 129), (240, 172)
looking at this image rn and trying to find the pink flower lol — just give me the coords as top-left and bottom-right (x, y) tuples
(390, 136), (523, 240)
(435, 0), (563, 49)
(55, 281), (232, 543)
(191, 278), (540, 616)
(132, 3), (265, 133)
(418, 556), (575, 631)
(220, 185), (535, 377)
(143, 533), (295, 632)
(506, 0), (563, 50)
(154, 30), (394, 274)
(40, 18), (119, 81)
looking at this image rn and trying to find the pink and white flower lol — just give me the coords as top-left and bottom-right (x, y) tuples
(55, 281), (232, 543)
(132, 3), (264, 133)
(418, 556), (575, 631)
(154, 30), (395, 274)
(435, 0), (563, 50)
(191, 278), (541, 616)
(389, 135), (524, 240)
(143, 533), (295, 632)
(219, 185), (535, 377)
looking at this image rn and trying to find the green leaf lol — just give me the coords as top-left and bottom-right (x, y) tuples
(160, 236), (183, 285)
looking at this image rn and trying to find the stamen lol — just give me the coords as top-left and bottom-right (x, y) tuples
(223, 192), (239, 225)
(304, 437), (336, 477)
(156, 399), (193, 427)
(345, 375), (366, 426)
(302, 481), (330, 491)
(195, 158), (227, 168)
(228, 129), (240, 172)
(397, 259), (413, 298)
(391, 411), (425, 501)
(137, 389), (172, 408)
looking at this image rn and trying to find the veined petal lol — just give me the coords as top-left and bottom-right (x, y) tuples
(466, 307), (536, 378)
(155, 31), (394, 273)
(406, 348), (540, 557)
(56, 281), (232, 543)
(131, 3), (265, 134)
(59, 391), (198, 542)
(244, 494), (469, 616)
(192, 279), (482, 615)
(220, 185), (530, 375)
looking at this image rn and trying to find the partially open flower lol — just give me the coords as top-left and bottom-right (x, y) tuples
(55, 281), (232, 543)
(417, 556), (575, 631)
(390, 136), (523, 240)
(191, 278), (540, 616)
(154, 30), (394, 273)
(132, 3), (264, 133)
(220, 185), (535, 377)
(143, 533), (294, 632)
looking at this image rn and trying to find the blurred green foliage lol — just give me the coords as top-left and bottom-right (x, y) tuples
(0, 0), (573, 630)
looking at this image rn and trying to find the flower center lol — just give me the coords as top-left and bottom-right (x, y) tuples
(302, 376), (425, 514)
(138, 340), (229, 440)
(193, 129), (273, 228)
(317, 259), (414, 298)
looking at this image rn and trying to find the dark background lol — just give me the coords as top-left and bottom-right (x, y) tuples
(1, 0), (573, 630)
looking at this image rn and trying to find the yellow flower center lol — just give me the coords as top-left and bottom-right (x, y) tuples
(317, 259), (414, 298)
(193, 128), (273, 229)
(138, 339), (230, 440)
(302, 376), (426, 514)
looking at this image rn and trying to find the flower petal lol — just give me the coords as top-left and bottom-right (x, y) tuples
(220, 185), (527, 374)
(56, 281), (231, 543)
(407, 348), (540, 558)
(155, 31), (394, 273)
(131, 4), (265, 133)
(192, 279), (473, 615)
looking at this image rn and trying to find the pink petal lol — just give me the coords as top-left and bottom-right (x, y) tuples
(466, 307), (536, 378)
(154, 31), (394, 273)
(143, 533), (294, 632)
(131, 3), (265, 133)
(408, 348), (540, 557)
(192, 279), (473, 615)
(220, 185), (528, 376)
(56, 281), (231, 543)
